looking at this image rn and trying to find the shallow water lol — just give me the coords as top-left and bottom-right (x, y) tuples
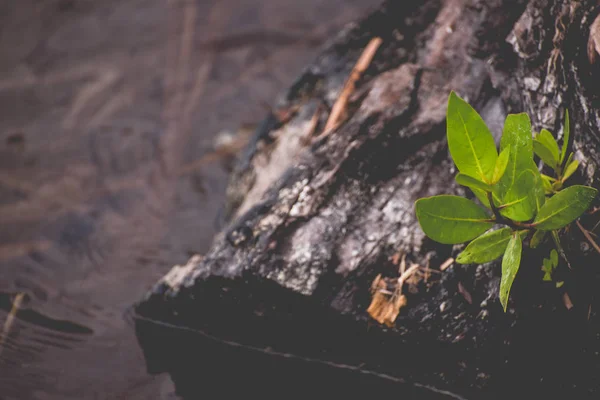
(0, 1), (379, 398)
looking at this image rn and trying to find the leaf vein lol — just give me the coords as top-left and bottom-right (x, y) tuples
(457, 109), (486, 181)
(421, 211), (490, 223)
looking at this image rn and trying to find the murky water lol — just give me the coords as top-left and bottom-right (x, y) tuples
(0, 1), (379, 398)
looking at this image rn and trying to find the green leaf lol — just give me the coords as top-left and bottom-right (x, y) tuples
(533, 185), (598, 230)
(541, 174), (554, 194)
(500, 170), (537, 221)
(471, 187), (491, 209)
(552, 180), (564, 192)
(541, 249), (558, 282)
(542, 257), (553, 281)
(457, 228), (527, 264)
(560, 109), (570, 164)
(561, 159), (579, 182)
(470, 187), (503, 209)
(530, 229), (547, 248)
(498, 113), (534, 197)
(492, 148), (510, 184)
(455, 173), (492, 192)
(415, 195), (493, 244)
(532, 170), (546, 213)
(447, 92), (498, 183)
(500, 232), (522, 312)
(541, 174), (557, 182)
(550, 249), (558, 267)
(564, 152), (574, 170)
(542, 258), (552, 271)
(456, 227), (512, 264)
(533, 140), (558, 170)
(536, 129), (560, 165)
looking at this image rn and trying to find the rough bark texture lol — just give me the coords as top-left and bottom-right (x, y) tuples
(134, 1), (600, 398)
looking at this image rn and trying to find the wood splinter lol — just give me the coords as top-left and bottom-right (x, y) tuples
(440, 257), (454, 271)
(313, 37), (383, 142)
(0, 292), (25, 357)
(576, 220), (600, 256)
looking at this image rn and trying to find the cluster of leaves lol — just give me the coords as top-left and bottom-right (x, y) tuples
(415, 92), (597, 311)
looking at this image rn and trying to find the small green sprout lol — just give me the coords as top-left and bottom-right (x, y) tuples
(415, 92), (597, 312)
(541, 249), (559, 282)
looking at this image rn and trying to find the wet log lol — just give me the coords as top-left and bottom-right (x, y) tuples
(133, 1), (600, 398)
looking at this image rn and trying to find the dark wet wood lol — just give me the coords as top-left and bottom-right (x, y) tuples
(135, 0), (600, 398)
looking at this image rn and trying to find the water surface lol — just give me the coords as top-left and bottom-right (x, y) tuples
(0, 1), (379, 398)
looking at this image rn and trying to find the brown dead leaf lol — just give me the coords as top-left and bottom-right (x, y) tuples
(367, 264), (423, 326)
(367, 290), (407, 327)
(368, 273), (407, 327)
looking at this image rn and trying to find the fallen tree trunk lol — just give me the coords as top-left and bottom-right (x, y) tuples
(133, 1), (600, 398)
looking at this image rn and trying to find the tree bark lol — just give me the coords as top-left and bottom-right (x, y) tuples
(134, 1), (600, 398)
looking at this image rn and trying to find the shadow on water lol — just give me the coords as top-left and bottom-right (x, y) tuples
(0, 0), (381, 399)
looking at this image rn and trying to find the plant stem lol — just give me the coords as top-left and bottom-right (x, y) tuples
(487, 192), (503, 221)
(486, 191), (535, 230)
(551, 230), (571, 269)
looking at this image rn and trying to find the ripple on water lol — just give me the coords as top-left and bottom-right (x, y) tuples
(0, 0), (381, 398)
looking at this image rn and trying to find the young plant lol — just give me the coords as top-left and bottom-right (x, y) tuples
(415, 92), (597, 311)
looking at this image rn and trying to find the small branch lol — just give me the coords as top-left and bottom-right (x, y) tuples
(486, 192), (503, 221)
(300, 104), (323, 146)
(314, 37), (383, 141)
(0, 292), (25, 357)
(486, 192), (531, 229)
(440, 257), (454, 271)
(576, 220), (600, 256)
(513, 221), (536, 229)
(551, 230), (571, 269)
(590, 218), (600, 233)
(396, 264), (421, 296)
(485, 192), (540, 230)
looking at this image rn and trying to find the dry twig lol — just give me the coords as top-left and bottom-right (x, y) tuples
(576, 220), (600, 256)
(0, 293), (25, 357)
(299, 105), (323, 146)
(313, 37), (382, 142)
(397, 264), (421, 295)
(440, 257), (454, 271)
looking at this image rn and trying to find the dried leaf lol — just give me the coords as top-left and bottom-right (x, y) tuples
(367, 291), (407, 326)
(367, 274), (407, 326)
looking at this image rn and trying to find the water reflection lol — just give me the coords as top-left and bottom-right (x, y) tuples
(0, 0), (379, 398)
